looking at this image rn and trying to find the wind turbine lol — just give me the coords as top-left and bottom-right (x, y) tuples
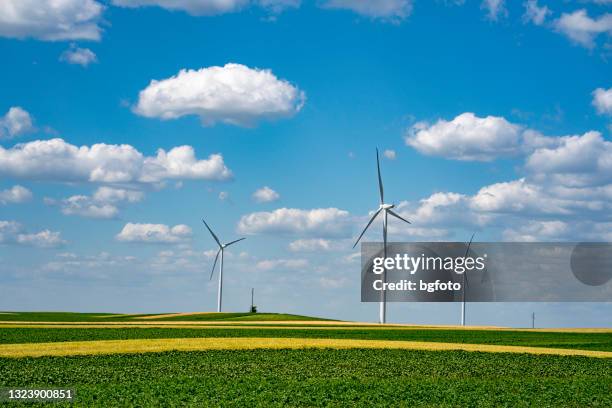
(461, 233), (475, 327)
(353, 148), (411, 324)
(202, 218), (246, 313)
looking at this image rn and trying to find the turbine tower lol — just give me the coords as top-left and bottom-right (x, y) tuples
(202, 218), (246, 313)
(353, 148), (411, 324)
(461, 233), (475, 327)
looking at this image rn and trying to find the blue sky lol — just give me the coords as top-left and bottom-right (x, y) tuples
(1, 0), (611, 326)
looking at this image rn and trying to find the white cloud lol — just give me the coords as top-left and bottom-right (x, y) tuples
(53, 187), (144, 219)
(321, 0), (412, 21)
(16, 230), (67, 248)
(0, 138), (232, 184)
(252, 186), (280, 203)
(0, 220), (65, 248)
(0, 185), (32, 205)
(503, 221), (568, 242)
(288, 238), (338, 252)
(93, 186), (144, 203)
(59, 195), (119, 219)
(0, 107), (34, 139)
(60, 45), (97, 67)
(402, 116), (612, 241)
(383, 149), (396, 160)
(319, 276), (348, 289)
(0, 0), (104, 41)
(405, 113), (525, 161)
(525, 131), (612, 187)
(592, 87), (612, 116)
(481, 0), (507, 21)
(470, 178), (572, 215)
(112, 0), (249, 16)
(554, 9), (612, 48)
(399, 192), (473, 226)
(238, 208), (351, 237)
(116, 223), (192, 243)
(522, 0), (550, 26)
(43, 251), (137, 277)
(256, 258), (308, 270)
(133, 63), (305, 127)
(112, 0), (299, 15)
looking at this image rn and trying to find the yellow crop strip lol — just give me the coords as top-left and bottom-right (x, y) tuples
(1, 321), (611, 333)
(1, 337), (611, 359)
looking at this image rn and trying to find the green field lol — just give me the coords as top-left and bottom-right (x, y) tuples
(1, 312), (611, 406)
(0, 311), (325, 322)
(2, 327), (612, 351)
(1, 349), (611, 407)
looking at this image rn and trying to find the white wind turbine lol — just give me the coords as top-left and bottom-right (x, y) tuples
(461, 233), (475, 327)
(202, 218), (246, 313)
(353, 148), (411, 324)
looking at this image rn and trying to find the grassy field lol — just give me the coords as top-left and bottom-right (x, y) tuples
(0, 311), (326, 322)
(2, 327), (612, 351)
(1, 349), (610, 407)
(1, 312), (610, 406)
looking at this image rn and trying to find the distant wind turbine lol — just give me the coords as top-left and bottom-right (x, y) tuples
(461, 233), (475, 327)
(202, 218), (246, 313)
(353, 148), (411, 324)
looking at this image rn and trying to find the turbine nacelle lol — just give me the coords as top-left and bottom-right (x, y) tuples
(352, 149), (412, 250)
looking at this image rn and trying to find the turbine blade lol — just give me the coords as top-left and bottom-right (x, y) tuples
(202, 218), (222, 247)
(209, 248), (221, 280)
(388, 210), (411, 225)
(353, 208), (382, 249)
(463, 233), (475, 287)
(376, 148), (384, 204)
(225, 237), (246, 247)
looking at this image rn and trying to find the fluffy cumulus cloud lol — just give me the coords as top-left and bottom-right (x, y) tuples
(398, 130), (612, 241)
(57, 195), (119, 219)
(399, 102), (612, 241)
(0, 221), (65, 248)
(60, 45), (97, 67)
(0, 185), (32, 205)
(481, 0), (507, 21)
(522, 0), (550, 26)
(525, 131), (612, 187)
(113, 0), (298, 15)
(0, 138), (232, 184)
(592, 87), (612, 116)
(0, 107), (34, 140)
(116, 223), (192, 243)
(469, 179), (574, 215)
(238, 208), (351, 237)
(252, 186), (280, 203)
(503, 220), (569, 242)
(554, 9), (612, 48)
(288, 238), (338, 252)
(0, 0), (104, 41)
(133, 63), (305, 127)
(50, 187), (144, 219)
(405, 113), (526, 161)
(320, 0), (412, 21)
(112, 0), (247, 15)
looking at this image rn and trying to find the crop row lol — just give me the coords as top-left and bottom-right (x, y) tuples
(1, 327), (612, 351)
(1, 349), (610, 407)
